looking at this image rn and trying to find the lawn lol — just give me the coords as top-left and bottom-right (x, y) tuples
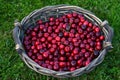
(0, 0), (120, 80)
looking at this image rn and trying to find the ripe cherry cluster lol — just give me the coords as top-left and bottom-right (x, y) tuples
(23, 12), (105, 71)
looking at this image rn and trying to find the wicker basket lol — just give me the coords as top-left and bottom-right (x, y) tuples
(13, 5), (113, 78)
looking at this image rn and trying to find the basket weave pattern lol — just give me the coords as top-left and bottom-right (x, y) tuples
(13, 5), (113, 78)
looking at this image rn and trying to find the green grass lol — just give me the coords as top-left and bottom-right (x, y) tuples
(0, 0), (120, 80)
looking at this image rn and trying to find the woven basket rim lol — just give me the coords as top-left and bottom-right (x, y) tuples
(13, 4), (113, 78)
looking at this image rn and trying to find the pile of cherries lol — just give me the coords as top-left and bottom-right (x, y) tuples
(23, 12), (105, 71)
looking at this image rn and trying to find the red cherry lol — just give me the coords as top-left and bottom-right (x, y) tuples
(89, 47), (94, 52)
(54, 60), (59, 64)
(51, 39), (56, 44)
(64, 32), (69, 37)
(28, 52), (32, 57)
(43, 51), (49, 58)
(63, 40), (69, 45)
(80, 43), (85, 48)
(59, 44), (65, 49)
(71, 24), (76, 28)
(78, 28), (83, 34)
(49, 22), (54, 26)
(67, 62), (70, 66)
(48, 27), (52, 33)
(54, 50), (58, 57)
(77, 59), (82, 66)
(38, 32), (43, 38)
(56, 18), (59, 22)
(52, 33), (57, 38)
(69, 44), (74, 51)
(83, 40), (87, 44)
(68, 37), (72, 42)
(59, 62), (66, 67)
(61, 37), (66, 42)
(24, 41), (29, 46)
(59, 17), (63, 22)
(99, 35), (105, 40)
(26, 29), (31, 35)
(83, 20), (89, 25)
(55, 21), (59, 26)
(70, 67), (76, 71)
(37, 55), (43, 60)
(63, 23), (67, 28)
(87, 39), (92, 43)
(35, 41), (39, 45)
(45, 22), (49, 27)
(79, 52), (84, 57)
(49, 17), (54, 21)
(72, 12), (77, 17)
(47, 36), (52, 41)
(72, 38), (77, 42)
(60, 50), (65, 55)
(74, 42), (79, 47)
(42, 43), (46, 48)
(96, 45), (102, 50)
(41, 37), (45, 42)
(39, 25), (44, 30)
(67, 13), (72, 18)
(71, 60), (77, 66)
(88, 23), (92, 27)
(81, 49), (86, 53)
(55, 36), (60, 41)
(59, 56), (66, 61)
(49, 48), (55, 53)
(75, 33), (80, 38)
(64, 18), (69, 23)
(32, 37), (37, 41)
(80, 17), (85, 23)
(48, 43), (52, 48)
(44, 33), (49, 38)
(96, 41), (101, 46)
(34, 27), (39, 32)
(80, 34), (84, 39)
(78, 22), (82, 26)
(31, 31), (36, 36)
(53, 64), (59, 70)
(85, 60), (90, 66)
(52, 44), (57, 49)
(86, 44), (90, 49)
(69, 33), (74, 38)
(47, 65), (53, 70)
(55, 28), (59, 33)
(73, 48), (79, 54)
(50, 61), (54, 65)
(31, 55), (36, 60)
(64, 46), (70, 52)
(68, 56), (73, 61)
(84, 52), (90, 58)
(74, 55), (80, 60)
(41, 63), (47, 68)
(48, 54), (53, 60)
(34, 59), (39, 63)
(66, 52), (71, 57)
(74, 18), (79, 23)
(69, 18), (74, 23)
(94, 27), (100, 32)
(37, 45), (42, 50)
(45, 60), (50, 64)
(33, 49), (38, 54)
(37, 20), (42, 24)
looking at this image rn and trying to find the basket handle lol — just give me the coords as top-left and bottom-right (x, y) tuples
(13, 20), (23, 54)
(101, 20), (114, 51)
